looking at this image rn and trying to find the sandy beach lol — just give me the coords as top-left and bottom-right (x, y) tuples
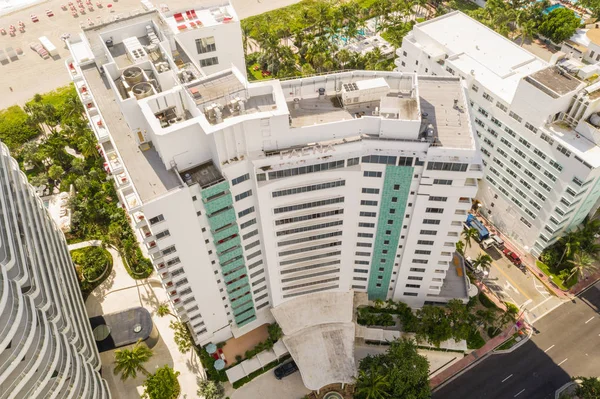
(0, 0), (299, 110)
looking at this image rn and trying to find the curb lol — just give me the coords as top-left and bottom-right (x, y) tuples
(523, 262), (570, 299)
(431, 351), (492, 392)
(555, 381), (577, 399)
(493, 327), (532, 354)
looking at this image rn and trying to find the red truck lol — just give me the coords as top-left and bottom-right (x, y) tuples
(502, 248), (522, 266)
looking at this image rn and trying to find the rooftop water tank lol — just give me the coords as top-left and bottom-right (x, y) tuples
(132, 82), (153, 100)
(123, 66), (144, 86)
(590, 112), (600, 128)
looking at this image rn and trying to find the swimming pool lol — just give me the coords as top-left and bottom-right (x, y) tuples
(543, 3), (564, 14)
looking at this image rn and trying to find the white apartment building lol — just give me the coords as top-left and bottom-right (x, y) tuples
(0, 142), (110, 398)
(64, 3), (481, 347)
(396, 11), (600, 257)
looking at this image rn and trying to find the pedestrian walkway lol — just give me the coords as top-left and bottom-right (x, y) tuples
(473, 280), (507, 311)
(430, 324), (517, 389)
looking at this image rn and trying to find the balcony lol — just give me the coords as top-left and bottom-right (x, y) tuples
(465, 178), (478, 187)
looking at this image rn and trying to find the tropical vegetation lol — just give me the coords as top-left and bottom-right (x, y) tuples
(357, 297), (517, 349)
(572, 376), (600, 399)
(197, 379), (224, 399)
(355, 338), (430, 399)
(113, 340), (154, 381)
(70, 245), (113, 296)
(0, 85), (153, 282)
(539, 216), (600, 288)
(142, 365), (181, 399)
(170, 320), (194, 354)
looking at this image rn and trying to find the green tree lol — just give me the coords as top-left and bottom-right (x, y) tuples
(78, 131), (98, 158)
(357, 339), (430, 399)
(268, 323), (283, 342)
(0, 106), (39, 151)
(29, 173), (49, 187)
(355, 366), (390, 399)
(415, 305), (453, 346)
(169, 321), (193, 354)
(456, 240), (465, 256)
(574, 376), (600, 399)
(566, 250), (597, 282)
(48, 164), (65, 183)
(142, 365), (180, 399)
(157, 301), (176, 318)
(538, 7), (580, 44)
(197, 379), (224, 399)
(472, 253), (493, 271)
(113, 340), (154, 381)
(462, 227), (479, 250)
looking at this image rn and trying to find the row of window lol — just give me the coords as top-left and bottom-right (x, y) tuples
(272, 180), (346, 198)
(274, 197), (344, 214)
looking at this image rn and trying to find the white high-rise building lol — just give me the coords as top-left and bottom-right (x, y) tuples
(396, 11), (600, 257)
(0, 142), (110, 398)
(65, 3), (482, 346)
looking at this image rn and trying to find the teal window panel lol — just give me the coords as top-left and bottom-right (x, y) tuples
(204, 194), (233, 215)
(368, 165), (414, 300)
(235, 309), (256, 326)
(208, 208), (237, 232)
(213, 224), (239, 243)
(226, 276), (249, 293)
(218, 246), (244, 264)
(216, 236), (241, 255)
(230, 293), (253, 308)
(224, 267), (248, 283)
(220, 257), (245, 275)
(201, 181), (230, 200)
(232, 299), (254, 315)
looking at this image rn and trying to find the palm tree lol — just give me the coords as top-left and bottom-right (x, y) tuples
(566, 251), (598, 283)
(473, 253), (493, 271)
(462, 228), (479, 250)
(476, 308), (497, 329)
(557, 231), (581, 267)
(113, 340), (153, 381)
(78, 132), (98, 159)
(519, 20), (536, 46)
(156, 301), (176, 318)
(456, 240), (465, 256)
(355, 366), (390, 399)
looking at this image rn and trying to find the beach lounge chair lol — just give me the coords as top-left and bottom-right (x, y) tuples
(0, 50), (7, 64)
(173, 12), (183, 22)
(30, 14), (39, 22)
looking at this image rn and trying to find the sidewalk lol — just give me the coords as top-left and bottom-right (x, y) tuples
(475, 213), (571, 300)
(473, 280), (507, 311)
(429, 323), (517, 389)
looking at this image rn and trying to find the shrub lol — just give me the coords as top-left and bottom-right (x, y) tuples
(467, 330), (485, 349)
(478, 292), (497, 309)
(0, 106), (38, 151)
(71, 246), (112, 281)
(487, 326), (501, 338)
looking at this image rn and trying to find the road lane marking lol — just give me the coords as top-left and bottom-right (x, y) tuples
(585, 317), (595, 324)
(493, 265), (531, 300)
(529, 296), (552, 312)
(558, 358), (568, 366)
(502, 374), (513, 382)
(514, 389), (526, 397)
(544, 345), (555, 353)
(520, 299), (533, 308)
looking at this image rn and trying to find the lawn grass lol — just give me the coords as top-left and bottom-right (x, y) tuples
(536, 260), (575, 291)
(247, 63), (269, 81)
(449, 0), (481, 13)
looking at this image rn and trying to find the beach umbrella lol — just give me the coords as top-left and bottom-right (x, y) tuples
(214, 359), (225, 370)
(205, 343), (217, 354)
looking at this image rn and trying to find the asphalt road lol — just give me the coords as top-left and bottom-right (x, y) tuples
(465, 244), (564, 324)
(433, 281), (600, 399)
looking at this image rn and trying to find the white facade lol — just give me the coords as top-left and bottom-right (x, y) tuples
(396, 11), (600, 257)
(66, 4), (481, 347)
(0, 142), (110, 398)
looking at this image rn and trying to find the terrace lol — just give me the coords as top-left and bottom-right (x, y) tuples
(179, 160), (225, 189)
(525, 66), (584, 98)
(163, 3), (237, 34)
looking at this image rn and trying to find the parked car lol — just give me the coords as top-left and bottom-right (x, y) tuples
(480, 238), (496, 250)
(274, 361), (298, 380)
(502, 248), (522, 265)
(491, 234), (505, 249)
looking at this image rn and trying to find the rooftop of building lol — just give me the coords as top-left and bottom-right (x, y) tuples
(414, 11), (547, 102)
(82, 64), (182, 202)
(162, 2), (238, 34)
(525, 66), (584, 98)
(418, 77), (472, 149)
(186, 70), (277, 124)
(436, 254), (469, 300)
(586, 28), (600, 46)
(282, 72), (473, 149)
(179, 160), (225, 188)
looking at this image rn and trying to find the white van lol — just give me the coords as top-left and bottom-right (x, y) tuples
(481, 238), (495, 250)
(491, 234), (504, 249)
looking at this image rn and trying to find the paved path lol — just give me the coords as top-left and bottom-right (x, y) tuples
(230, 367), (309, 399)
(77, 240), (205, 399)
(433, 281), (600, 399)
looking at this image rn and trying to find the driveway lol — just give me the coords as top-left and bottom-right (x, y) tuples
(465, 244), (564, 324)
(230, 367), (310, 399)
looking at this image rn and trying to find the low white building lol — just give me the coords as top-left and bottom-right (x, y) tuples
(65, 3), (481, 348)
(396, 11), (600, 257)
